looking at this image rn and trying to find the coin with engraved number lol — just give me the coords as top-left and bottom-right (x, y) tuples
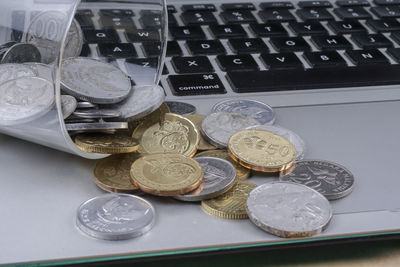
(73, 109), (122, 119)
(175, 157), (237, 202)
(0, 77), (54, 126)
(247, 125), (306, 160)
(63, 18), (83, 59)
(184, 114), (216, 151)
(202, 112), (259, 148)
(1, 43), (41, 64)
(165, 101), (196, 115)
(77, 101), (98, 109)
(201, 181), (257, 219)
(246, 182), (332, 238)
(75, 133), (139, 154)
(0, 64), (37, 84)
(66, 122), (128, 133)
(280, 160), (355, 200)
(61, 95), (77, 119)
(228, 129), (296, 173)
(212, 99), (275, 125)
(76, 194), (155, 240)
(130, 153), (203, 196)
(61, 57), (131, 104)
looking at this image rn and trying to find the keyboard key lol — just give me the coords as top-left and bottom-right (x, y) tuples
(100, 9), (134, 17)
(328, 21), (367, 34)
(260, 2), (294, 9)
(168, 14), (178, 27)
(167, 5), (177, 13)
(77, 9), (94, 17)
(390, 31), (400, 44)
(98, 43), (137, 58)
(186, 40), (226, 55)
(209, 24), (248, 38)
(311, 35), (353, 50)
(217, 55), (259, 71)
(140, 14), (162, 28)
(250, 23), (288, 37)
(170, 26), (205, 40)
(270, 37), (311, 52)
(142, 42), (162, 58)
(229, 38), (269, 53)
(386, 47), (400, 62)
(125, 58), (158, 84)
(334, 7), (372, 20)
(261, 53), (303, 69)
(371, 6), (400, 18)
(75, 14), (94, 30)
(296, 8), (334, 21)
(351, 33), (393, 49)
(171, 56), (214, 73)
(168, 73), (226, 96)
(374, 0), (400, 5)
(367, 19), (400, 32)
(166, 41), (183, 57)
(289, 22), (328, 35)
(298, 1), (332, 8)
(182, 4), (216, 12)
(226, 65), (400, 92)
(181, 11), (218, 25)
(221, 3), (256, 10)
(125, 29), (159, 42)
(83, 29), (120, 43)
(220, 10), (257, 24)
(259, 9), (296, 22)
(100, 16), (135, 29)
(80, 44), (91, 57)
(303, 51), (347, 68)
(345, 49), (389, 65)
(336, 0), (370, 6)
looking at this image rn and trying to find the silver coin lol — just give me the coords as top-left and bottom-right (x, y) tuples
(165, 101), (196, 115)
(73, 109), (122, 119)
(76, 194), (156, 240)
(0, 77), (54, 126)
(0, 64), (37, 85)
(212, 99), (275, 125)
(175, 157), (237, 202)
(61, 95), (77, 119)
(247, 181), (332, 238)
(66, 122), (128, 132)
(64, 117), (97, 124)
(201, 112), (259, 148)
(63, 18), (83, 59)
(247, 125), (306, 160)
(61, 57), (131, 104)
(1, 43), (41, 64)
(24, 62), (53, 81)
(110, 85), (165, 121)
(280, 160), (355, 200)
(77, 101), (98, 109)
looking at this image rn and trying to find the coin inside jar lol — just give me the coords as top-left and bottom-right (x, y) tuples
(66, 122), (128, 133)
(74, 133), (139, 154)
(73, 109), (122, 119)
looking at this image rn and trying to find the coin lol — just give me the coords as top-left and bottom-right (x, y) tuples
(73, 109), (122, 119)
(64, 117), (97, 124)
(175, 157), (237, 202)
(63, 18), (83, 59)
(246, 182), (332, 238)
(212, 99), (275, 125)
(133, 113), (200, 157)
(130, 153), (203, 196)
(128, 103), (170, 134)
(184, 114), (216, 151)
(61, 57), (131, 104)
(1, 43), (41, 64)
(75, 133), (139, 154)
(247, 125), (306, 160)
(228, 129), (296, 173)
(0, 64), (37, 84)
(196, 150), (251, 180)
(94, 153), (141, 193)
(0, 77), (54, 126)
(66, 122), (128, 133)
(77, 101), (98, 109)
(76, 194), (155, 240)
(165, 101), (196, 115)
(24, 62), (53, 81)
(280, 160), (355, 200)
(201, 181), (257, 219)
(202, 112), (259, 148)
(61, 95), (78, 119)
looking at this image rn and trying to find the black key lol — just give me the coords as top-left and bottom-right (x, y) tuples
(387, 47), (400, 61)
(182, 4), (216, 12)
(371, 6), (400, 18)
(168, 14), (178, 27)
(100, 16), (135, 29)
(298, 1), (332, 8)
(328, 21), (367, 34)
(221, 3), (256, 10)
(260, 2), (294, 9)
(209, 25), (248, 38)
(296, 9), (334, 21)
(261, 53), (303, 69)
(390, 31), (400, 44)
(140, 14), (162, 28)
(229, 38), (269, 53)
(125, 29), (159, 42)
(186, 40), (226, 55)
(336, 0), (370, 6)
(259, 9), (296, 22)
(367, 19), (400, 32)
(270, 37), (311, 52)
(374, 0), (400, 5)
(166, 41), (183, 57)
(100, 9), (134, 17)
(351, 34), (393, 49)
(303, 51), (347, 68)
(142, 42), (162, 58)
(167, 5), (177, 13)
(226, 65), (400, 92)
(289, 22), (328, 35)
(169, 26), (205, 40)
(250, 23), (288, 37)
(75, 14), (94, 30)
(83, 29), (120, 43)
(345, 49), (389, 65)
(220, 10), (257, 24)
(11, 11), (25, 42)
(217, 55), (259, 71)
(125, 58), (158, 83)
(77, 9), (94, 17)
(311, 35), (353, 50)
(334, 7), (372, 20)
(171, 56), (214, 73)
(80, 44), (91, 57)
(168, 73), (226, 96)
(98, 43), (137, 58)
(181, 11), (218, 25)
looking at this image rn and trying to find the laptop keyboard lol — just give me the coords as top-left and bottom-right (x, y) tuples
(71, 0), (400, 97)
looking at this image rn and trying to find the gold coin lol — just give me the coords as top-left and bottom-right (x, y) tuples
(128, 103), (170, 134)
(94, 153), (141, 193)
(132, 113), (200, 157)
(201, 181), (257, 219)
(75, 133), (140, 154)
(228, 129), (296, 173)
(196, 150), (251, 180)
(184, 114), (216, 151)
(130, 153), (203, 196)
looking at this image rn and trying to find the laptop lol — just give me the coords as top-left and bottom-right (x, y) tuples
(1, 0), (400, 265)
